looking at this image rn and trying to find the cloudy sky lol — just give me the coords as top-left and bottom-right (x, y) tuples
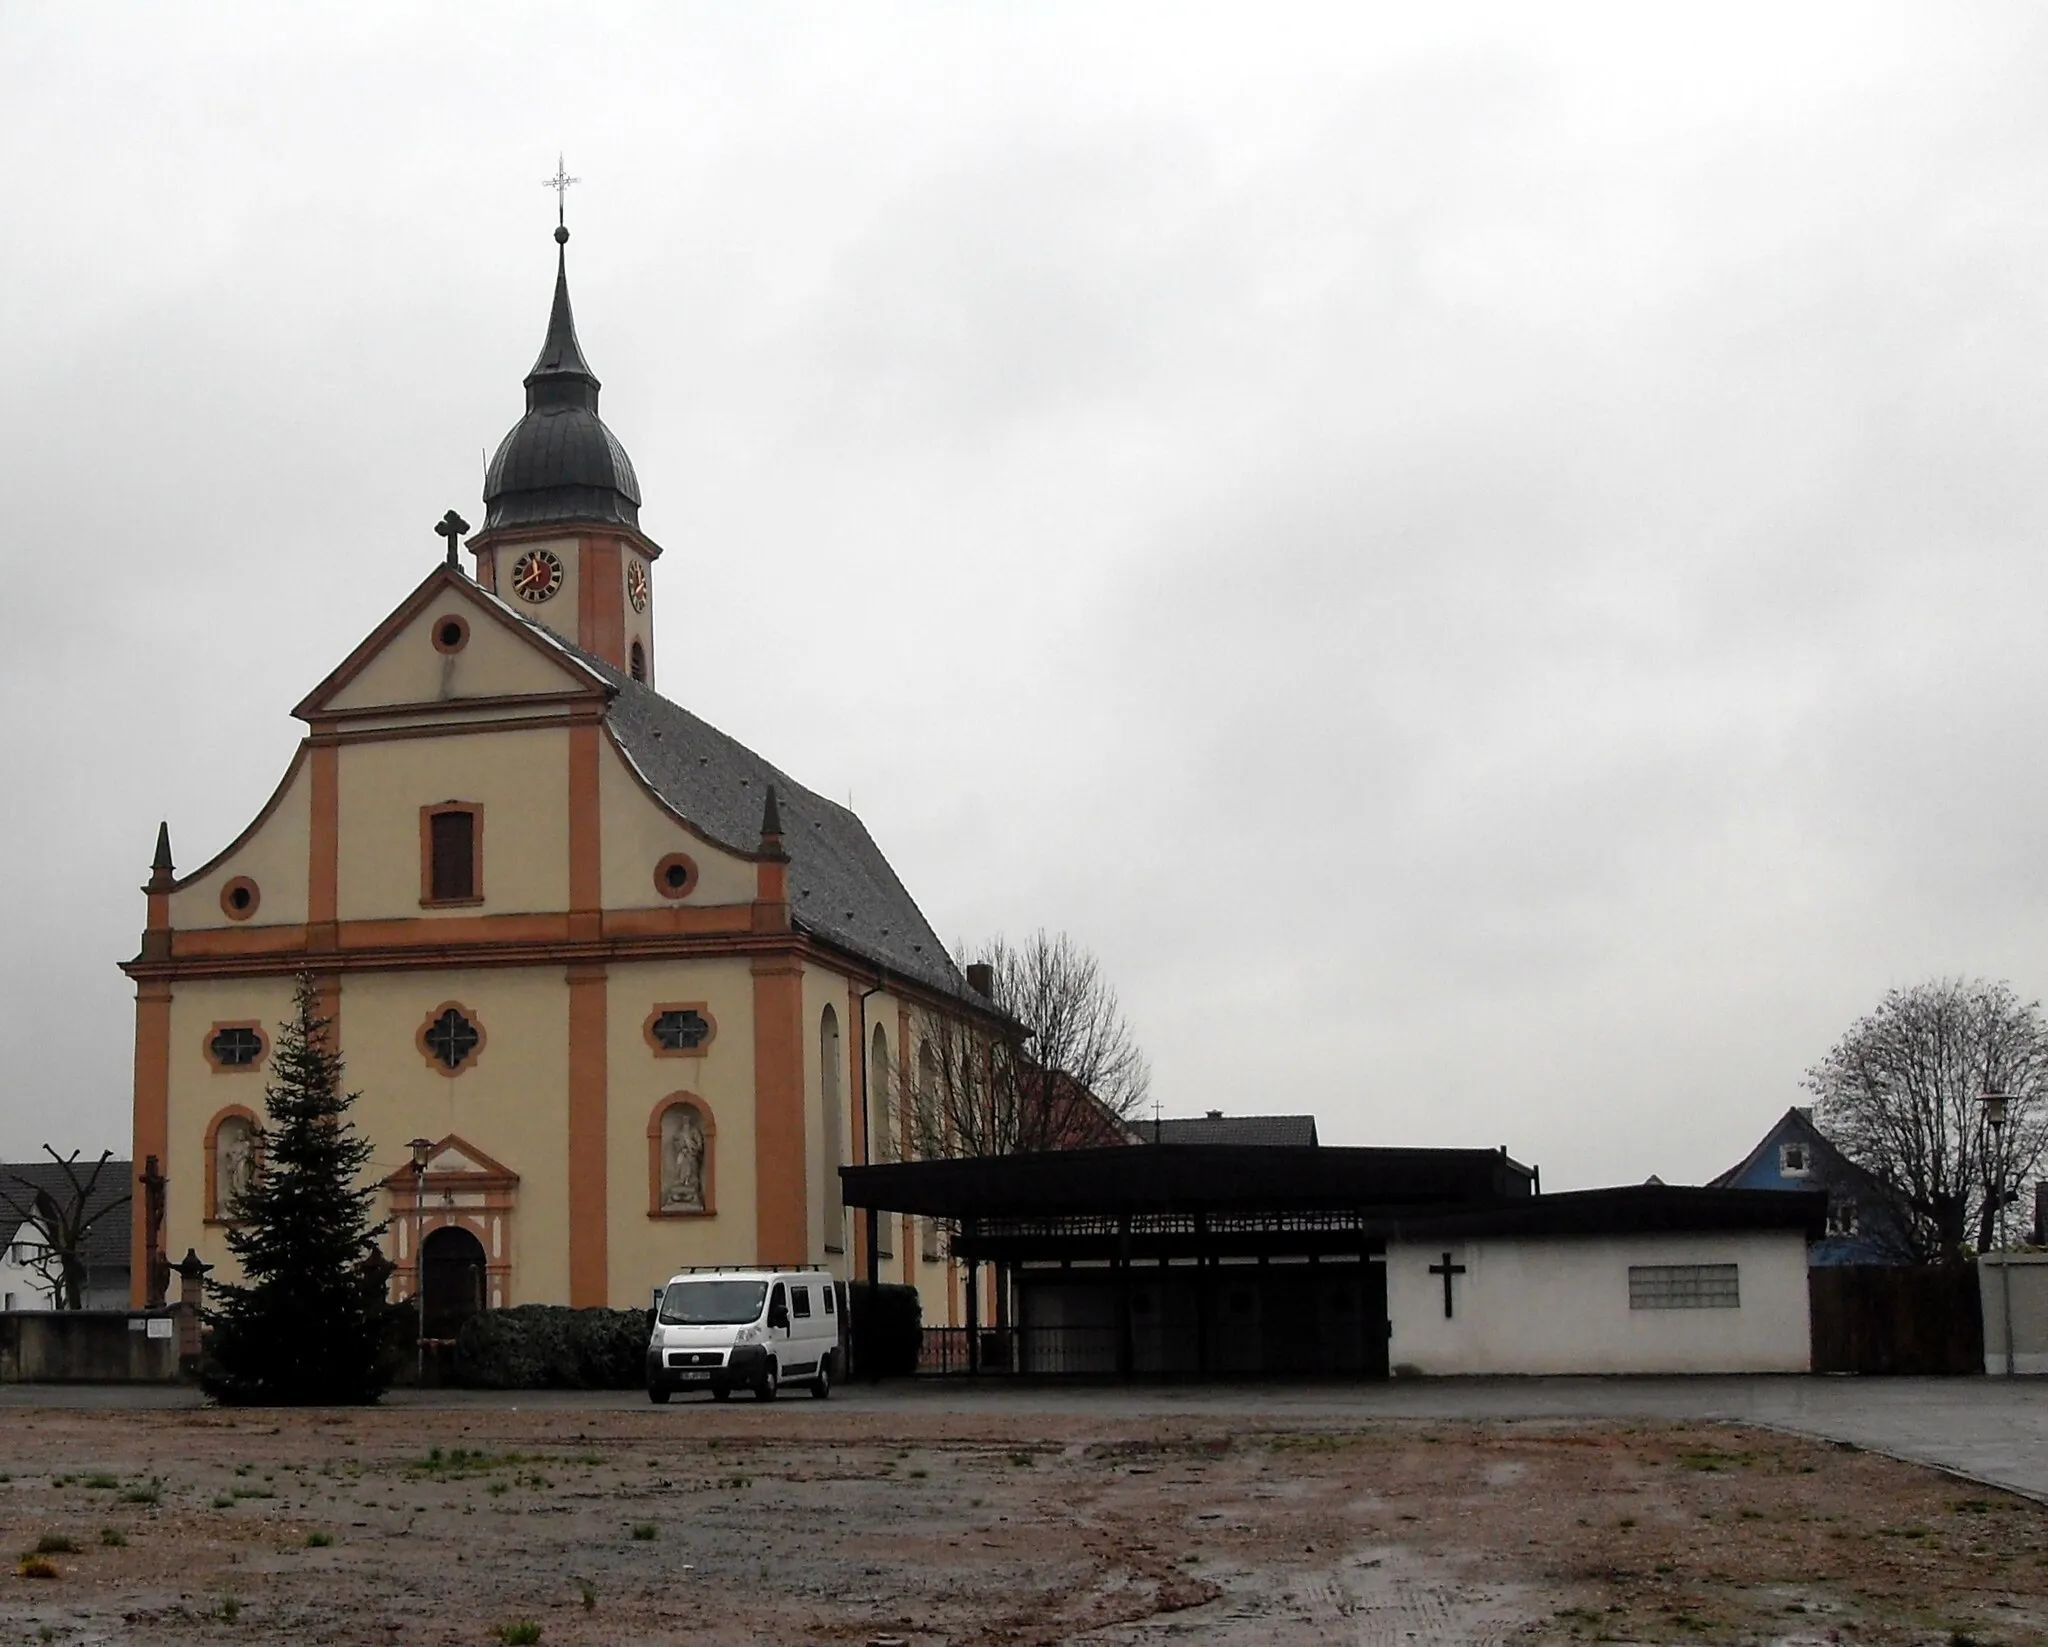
(4, 4), (2046, 1187)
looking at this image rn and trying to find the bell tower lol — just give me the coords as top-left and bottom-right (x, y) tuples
(467, 214), (660, 687)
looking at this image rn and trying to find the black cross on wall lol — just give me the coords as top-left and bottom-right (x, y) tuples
(1429, 1250), (1467, 1319)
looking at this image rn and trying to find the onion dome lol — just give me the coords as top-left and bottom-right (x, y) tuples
(481, 226), (642, 531)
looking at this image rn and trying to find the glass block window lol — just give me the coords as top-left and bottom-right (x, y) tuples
(209, 1027), (264, 1068)
(423, 1008), (482, 1072)
(650, 1009), (711, 1052)
(1629, 1263), (1740, 1310)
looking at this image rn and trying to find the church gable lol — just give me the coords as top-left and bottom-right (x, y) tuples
(165, 747), (313, 932)
(297, 566), (607, 723)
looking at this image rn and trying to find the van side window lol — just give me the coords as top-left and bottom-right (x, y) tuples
(791, 1285), (811, 1318)
(769, 1283), (787, 1324)
(821, 1287), (835, 1316)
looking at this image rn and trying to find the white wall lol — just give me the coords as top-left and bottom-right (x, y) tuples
(1388, 1230), (1811, 1376)
(1979, 1254), (2048, 1377)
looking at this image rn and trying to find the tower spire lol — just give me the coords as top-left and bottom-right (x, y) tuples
(147, 821), (175, 891)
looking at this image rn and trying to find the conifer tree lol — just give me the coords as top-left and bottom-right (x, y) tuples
(204, 975), (392, 1404)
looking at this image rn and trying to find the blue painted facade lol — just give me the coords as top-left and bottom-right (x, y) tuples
(1711, 1108), (1916, 1266)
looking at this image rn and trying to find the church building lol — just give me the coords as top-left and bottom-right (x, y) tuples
(123, 224), (992, 1329)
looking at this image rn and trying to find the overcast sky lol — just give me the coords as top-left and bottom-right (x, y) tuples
(4, 4), (2046, 1188)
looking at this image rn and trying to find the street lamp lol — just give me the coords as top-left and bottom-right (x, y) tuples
(408, 1138), (433, 1380)
(1979, 1095), (2014, 1378)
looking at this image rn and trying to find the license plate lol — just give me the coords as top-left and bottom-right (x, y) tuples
(675, 1371), (710, 1382)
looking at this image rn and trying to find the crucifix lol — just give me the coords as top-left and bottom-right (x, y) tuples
(543, 153), (579, 228)
(140, 1155), (168, 1307)
(1429, 1250), (1466, 1319)
(435, 509), (469, 568)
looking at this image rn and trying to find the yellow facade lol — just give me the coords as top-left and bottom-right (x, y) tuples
(129, 568), (986, 1328)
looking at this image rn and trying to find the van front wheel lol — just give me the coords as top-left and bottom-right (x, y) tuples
(810, 1356), (832, 1400)
(754, 1361), (779, 1402)
(647, 1386), (671, 1405)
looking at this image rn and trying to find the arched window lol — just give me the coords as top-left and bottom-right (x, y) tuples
(820, 1006), (844, 1251)
(869, 1025), (893, 1257)
(205, 1107), (261, 1222)
(915, 1040), (938, 1162)
(647, 1094), (717, 1217)
(629, 640), (647, 683)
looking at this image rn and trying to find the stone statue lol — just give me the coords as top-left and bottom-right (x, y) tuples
(217, 1118), (256, 1213)
(660, 1106), (706, 1212)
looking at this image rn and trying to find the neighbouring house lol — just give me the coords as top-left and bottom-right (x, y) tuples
(1710, 1107), (1916, 1265)
(1134, 1110), (1320, 1147)
(0, 1162), (133, 1311)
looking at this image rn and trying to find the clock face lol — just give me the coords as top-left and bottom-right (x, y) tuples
(626, 559), (649, 613)
(511, 548), (563, 604)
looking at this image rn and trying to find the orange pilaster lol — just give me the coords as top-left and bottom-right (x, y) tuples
(752, 955), (808, 1266)
(308, 742), (339, 949)
(567, 963), (609, 1305)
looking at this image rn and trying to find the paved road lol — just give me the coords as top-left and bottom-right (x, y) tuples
(5, 1375), (2043, 1502)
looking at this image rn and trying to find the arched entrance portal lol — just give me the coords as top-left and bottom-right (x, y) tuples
(420, 1225), (487, 1340)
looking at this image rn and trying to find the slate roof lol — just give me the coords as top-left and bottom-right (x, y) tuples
(0, 1160), (133, 1274)
(1136, 1113), (1320, 1148)
(475, 592), (969, 1000)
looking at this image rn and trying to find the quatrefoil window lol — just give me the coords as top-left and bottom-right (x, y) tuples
(423, 1008), (482, 1072)
(651, 1010), (711, 1052)
(209, 1027), (263, 1068)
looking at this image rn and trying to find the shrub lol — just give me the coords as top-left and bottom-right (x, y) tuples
(18, 1554), (57, 1579)
(454, 1306), (650, 1390)
(98, 1529), (126, 1547)
(305, 1531), (333, 1548)
(495, 1623), (542, 1645)
(32, 1535), (78, 1555)
(844, 1282), (921, 1379)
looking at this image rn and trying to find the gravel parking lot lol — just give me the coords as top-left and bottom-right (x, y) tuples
(2, 1384), (2045, 1644)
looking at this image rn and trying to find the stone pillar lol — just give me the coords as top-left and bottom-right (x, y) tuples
(172, 1248), (211, 1376)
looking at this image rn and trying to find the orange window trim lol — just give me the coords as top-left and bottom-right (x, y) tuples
(219, 877), (261, 922)
(202, 1019), (270, 1075)
(203, 1104), (261, 1224)
(414, 1000), (486, 1077)
(642, 1001), (719, 1059)
(646, 1093), (718, 1219)
(419, 803), (485, 907)
(652, 852), (699, 901)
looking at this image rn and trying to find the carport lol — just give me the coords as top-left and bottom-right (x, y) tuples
(840, 1144), (1538, 1379)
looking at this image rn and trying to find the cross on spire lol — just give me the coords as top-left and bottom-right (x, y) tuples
(544, 154), (579, 229)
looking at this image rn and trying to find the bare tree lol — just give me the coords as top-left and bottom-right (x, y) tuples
(1804, 978), (2048, 1263)
(908, 930), (1151, 1161)
(0, 1148), (131, 1310)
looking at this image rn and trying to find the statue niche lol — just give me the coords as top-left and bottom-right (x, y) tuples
(658, 1103), (708, 1213)
(213, 1114), (257, 1218)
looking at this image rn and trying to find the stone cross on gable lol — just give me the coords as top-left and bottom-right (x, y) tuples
(1429, 1250), (1467, 1319)
(435, 510), (469, 567)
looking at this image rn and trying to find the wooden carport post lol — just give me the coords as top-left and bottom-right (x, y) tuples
(965, 1223), (980, 1376)
(1194, 1210), (1212, 1377)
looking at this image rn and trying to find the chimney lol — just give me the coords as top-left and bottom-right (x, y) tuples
(1206, 1109), (1222, 1120)
(965, 962), (994, 998)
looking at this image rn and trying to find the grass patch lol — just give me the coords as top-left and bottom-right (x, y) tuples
(495, 1623), (542, 1645)
(119, 1484), (160, 1506)
(305, 1531), (333, 1548)
(630, 1523), (657, 1541)
(99, 1528), (126, 1547)
(83, 1473), (121, 1490)
(32, 1534), (79, 1555)
(212, 1496), (233, 1509)
(215, 1595), (242, 1622)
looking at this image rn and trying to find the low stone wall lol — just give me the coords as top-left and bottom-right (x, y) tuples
(0, 1310), (183, 1383)
(1980, 1253), (2048, 1376)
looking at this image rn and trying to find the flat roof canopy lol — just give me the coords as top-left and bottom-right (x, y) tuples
(840, 1143), (1537, 1221)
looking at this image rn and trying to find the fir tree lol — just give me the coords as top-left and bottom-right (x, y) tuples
(204, 975), (392, 1404)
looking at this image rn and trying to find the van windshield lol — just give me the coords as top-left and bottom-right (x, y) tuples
(659, 1280), (768, 1326)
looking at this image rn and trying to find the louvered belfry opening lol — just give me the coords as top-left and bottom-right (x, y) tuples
(429, 811), (476, 902)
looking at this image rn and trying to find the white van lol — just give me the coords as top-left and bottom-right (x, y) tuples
(645, 1269), (841, 1403)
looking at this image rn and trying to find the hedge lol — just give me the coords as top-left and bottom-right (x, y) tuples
(454, 1305), (651, 1390)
